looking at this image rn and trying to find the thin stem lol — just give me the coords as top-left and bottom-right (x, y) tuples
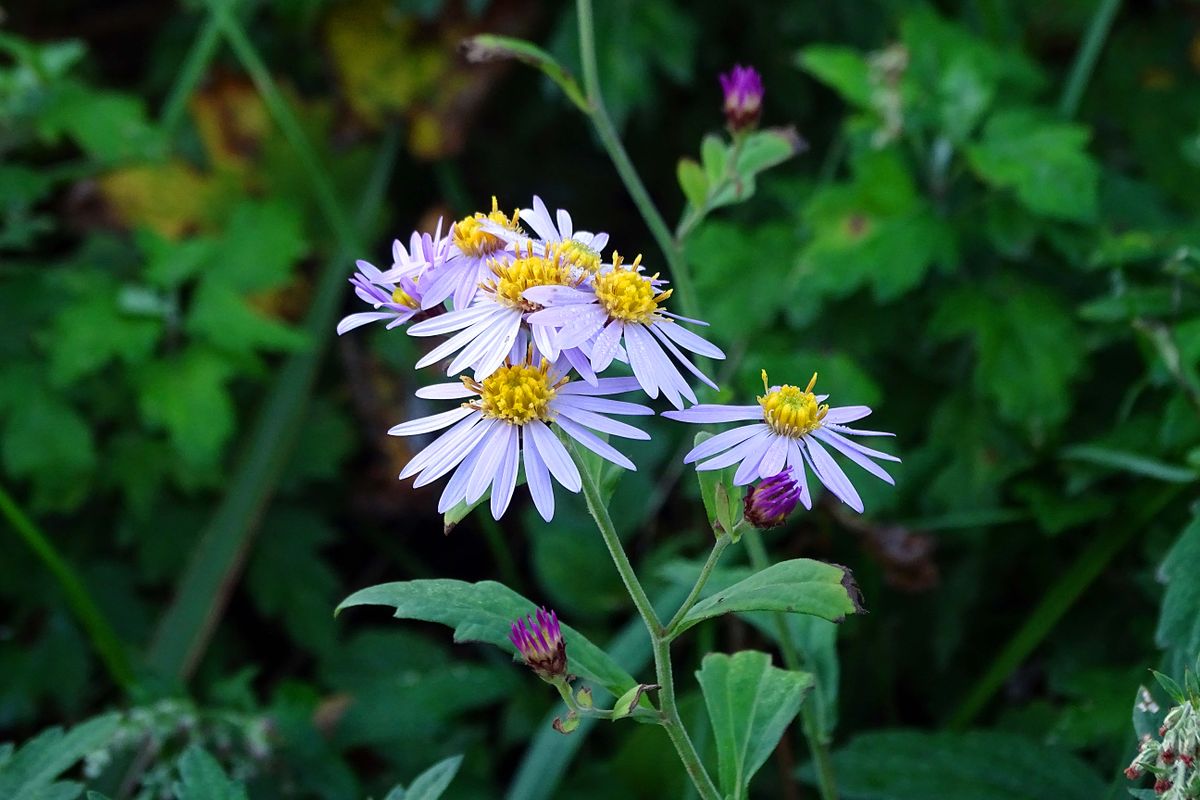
(1058, 0), (1122, 119)
(665, 534), (731, 635)
(568, 440), (720, 800)
(948, 484), (1180, 729)
(743, 528), (839, 800)
(160, 13), (222, 132)
(0, 482), (137, 692)
(574, 0), (698, 320)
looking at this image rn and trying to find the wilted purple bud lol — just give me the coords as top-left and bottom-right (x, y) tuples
(509, 606), (567, 681)
(719, 64), (764, 132)
(744, 468), (801, 529)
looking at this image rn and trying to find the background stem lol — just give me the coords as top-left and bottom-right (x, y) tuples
(1058, 0), (1122, 119)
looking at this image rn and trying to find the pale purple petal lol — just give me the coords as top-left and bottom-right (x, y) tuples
(812, 429), (896, 484)
(522, 428), (555, 521)
(662, 404), (764, 423)
(826, 423), (895, 438)
(411, 417), (497, 487)
(388, 406), (473, 436)
(558, 376), (642, 396)
(525, 285), (595, 307)
(491, 425), (521, 519)
(648, 324), (718, 393)
(697, 429), (774, 475)
(803, 435), (864, 513)
(786, 440), (813, 510)
(557, 395), (653, 416)
(683, 423), (769, 463)
(556, 416), (636, 471)
(556, 208), (573, 238)
(527, 419), (581, 491)
(554, 404), (650, 440)
(817, 427), (900, 463)
(563, 347), (598, 385)
(590, 320), (624, 374)
(655, 320), (725, 359)
(464, 423), (512, 504)
(823, 405), (872, 424)
(414, 309), (509, 369)
(401, 414), (485, 481)
(756, 434), (790, 480)
(415, 382), (475, 400)
(408, 303), (496, 336)
(337, 311), (396, 335)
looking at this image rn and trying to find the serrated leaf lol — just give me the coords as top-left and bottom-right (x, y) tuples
(2, 388), (96, 512)
(209, 201), (307, 292)
(672, 559), (862, 638)
(136, 347), (235, 468)
(337, 579), (638, 696)
(697, 650), (812, 799)
(0, 713), (120, 799)
(966, 110), (1099, 223)
(813, 730), (1106, 800)
(186, 281), (309, 356)
(173, 745), (248, 800)
(677, 158), (708, 209)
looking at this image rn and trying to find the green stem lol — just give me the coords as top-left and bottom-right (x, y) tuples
(476, 509), (525, 594)
(743, 528), (839, 800)
(665, 534), (731, 635)
(574, 0), (698, 320)
(0, 483), (137, 692)
(569, 441), (720, 800)
(1058, 0), (1122, 119)
(160, 13), (222, 132)
(948, 484), (1180, 728)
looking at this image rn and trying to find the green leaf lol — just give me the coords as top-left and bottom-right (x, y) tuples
(461, 34), (588, 113)
(700, 135), (727, 184)
(797, 45), (872, 108)
(173, 745), (248, 800)
(930, 280), (1085, 437)
(814, 730), (1106, 800)
(966, 110), (1099, 222)
(209, 201), (307, 292)
(47, 278), (162, 385)
(1156, 514), (1200, 679)
(337, 579), (638, 696)
(1132, 683), (1169, 741)
(672, 559), (863, 638)
(610, 683), (657, 720)
(696, 650), (813, 799)
(1, 388), (96, 512)
(136, 347), (235, 468)
(1060, 444), (1197, 484)
(40, 84), (164, 163)
(186, 281), (309, 356)
(677, 158), (708, 209)
(0, 713), (120, 799)
(385, 754), (463, 800)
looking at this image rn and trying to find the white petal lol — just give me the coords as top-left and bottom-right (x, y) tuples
(527, 419), (581, 492)
(388, 406), (473, 436)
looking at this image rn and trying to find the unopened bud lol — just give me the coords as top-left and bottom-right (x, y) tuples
(719, 64), (763, 133)
(744, 468), (802, 529)
(509, 606), (567, 681)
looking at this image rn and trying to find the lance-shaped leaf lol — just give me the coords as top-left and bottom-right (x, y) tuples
(696, 651), (813, 799)
(384, 754), (463, 800)
(337, 580), (636, 696)
(670, 559), (863, 638)
(460, 34), (588, 113)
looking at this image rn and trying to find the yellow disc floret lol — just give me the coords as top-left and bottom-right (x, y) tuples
(484, 242), (579, 310)
(468, 358), (564, 425)
(593, 252), (671, 324)
(391, 286), (419, 309)
(453, 196), (521, 258)
(758, 370), (828, 438)
(558, 238), (601, 275)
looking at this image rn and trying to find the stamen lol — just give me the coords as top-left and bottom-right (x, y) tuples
(593, 252), (668, 324)
(471, 358), (563, 425)
(453, 196), (522, 258)
(758, 372), (829, 438)
(482, 242), (580, 310)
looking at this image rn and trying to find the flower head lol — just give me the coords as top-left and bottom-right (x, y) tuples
(719, 65), (764, 132)
(664, 370), (899, 513)
(744, 468), (802, 529)
(388, 355), (652, 520)
(510, 607), (566, 681)
(420, 197), (522, 311)
(336, 259), (427, 335)
(524, 252), (725, 408)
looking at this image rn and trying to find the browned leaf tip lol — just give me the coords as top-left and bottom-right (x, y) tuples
(833, 563), (867, 616)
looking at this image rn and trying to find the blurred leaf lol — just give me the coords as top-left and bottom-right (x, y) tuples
(46, 277), (161, 385)
(1060, 444), (1197, 484)
(696, 650), (812, 800)
(209, 200), (308, 292)
(672, 559), (862, 638)
(931, 280), (1085, 436)
(337, 579), (639, 696)
(461, 34), (587, 112)
(1156, 513), (1200, 679)
(97, 161), (223, 238)
(39, 84), (164, 163)
(966, 110), (1099, 223)
(677, 157), (707, 209)
(0, 713), (119, 799)
(136, 347), (235, 467)
(385, 754), (463, 800)
(813, 730), (1105, 799)
(797, 45), (872, 108)
(687, 220), (798, 336)
(173, 745), (248, 800)
(1, 388), (96, 512)
(799, 149), (957, 302)
(693, 432), (743, 538)
(186, 281), (309, 356)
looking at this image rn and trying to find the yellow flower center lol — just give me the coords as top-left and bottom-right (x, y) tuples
(484, 243), (579, 310)
(453, 196), (521, 258)
(758, 371), (828, 438)
(469, 360), (563, 425)
(558, 238), (601, 274)
(593, 252), (671, 324)
(391, 286), (419, 309)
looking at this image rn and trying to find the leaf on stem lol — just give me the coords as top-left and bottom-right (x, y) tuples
(696, 650), (812, 800)
(461, 34), (589, 113)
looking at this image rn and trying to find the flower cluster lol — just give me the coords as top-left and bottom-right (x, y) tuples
(339, 195), (725, 520)
(1128, 697), (1200, 798)
(339, 196), (897, 525)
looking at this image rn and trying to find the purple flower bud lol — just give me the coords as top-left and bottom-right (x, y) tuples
(719, 64), (764, 132)
(509, 606), (567, 680)
(744, 468), (801, 529)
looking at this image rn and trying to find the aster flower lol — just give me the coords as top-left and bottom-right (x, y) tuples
(407, 241), (599, 382)
(719, 64), (764, 132)
(743, 468), (802, 529)
(664, 371), (898, 513)
(509, 606), (567, 681)
(336, 259), (426, 335)
(420, 197), (522, 311)
(524, 252), (725, 409)
(388, 355), (652, 520)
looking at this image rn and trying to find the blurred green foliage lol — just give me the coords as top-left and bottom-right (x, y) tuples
(3, 0), (1200, 797)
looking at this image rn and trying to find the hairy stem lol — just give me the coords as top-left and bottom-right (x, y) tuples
(574, 0), (698, 320)
(665, 534), (731, 636)
(743, 528), (839, 800)
(0, 482), (137, 692)
(569, 442), (720, 800)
